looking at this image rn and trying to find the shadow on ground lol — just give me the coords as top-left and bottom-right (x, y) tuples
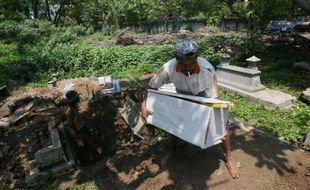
(54, 93), (303, 190)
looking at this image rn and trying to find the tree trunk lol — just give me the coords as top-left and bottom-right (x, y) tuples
(31, 0), (39, 19)
(45, 0), (52, 21)
(54, 4), (64, 24)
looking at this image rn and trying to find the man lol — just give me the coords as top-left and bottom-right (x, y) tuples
(141, 39), (240, 179)
(64, 90), (102, 163)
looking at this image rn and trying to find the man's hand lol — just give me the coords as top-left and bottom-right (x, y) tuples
(141, 99), (153, 123)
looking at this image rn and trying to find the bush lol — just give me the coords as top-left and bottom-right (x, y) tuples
(0, 42), (22, 84)
(30, 43), (174, 79)
(0, 20), (92, 45)
(0, 43), (20, 64)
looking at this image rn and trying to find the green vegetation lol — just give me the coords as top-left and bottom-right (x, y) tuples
(222, 92), (310, 144)
(0, 19), (309, 145)
(0, 0), (309, 146)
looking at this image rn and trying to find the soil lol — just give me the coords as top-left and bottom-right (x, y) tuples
(56, 127), (310, 190)
(0, 77), (309, 190)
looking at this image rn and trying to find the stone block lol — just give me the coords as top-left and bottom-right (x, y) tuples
(34, 128), (65, 169)
(217, 65), (265, 92)
(218, 82), (296, 108)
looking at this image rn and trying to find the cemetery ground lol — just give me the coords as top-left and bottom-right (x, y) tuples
(0, 30), (310, 189)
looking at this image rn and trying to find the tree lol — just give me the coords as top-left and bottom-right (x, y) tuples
(216, 0), (303, 30)
(97, 0), (128, 29)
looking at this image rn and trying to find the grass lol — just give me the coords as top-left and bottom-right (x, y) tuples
(221, 91), (310, 144)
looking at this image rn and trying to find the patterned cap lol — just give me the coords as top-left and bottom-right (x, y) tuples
(175, 39), (199, 58)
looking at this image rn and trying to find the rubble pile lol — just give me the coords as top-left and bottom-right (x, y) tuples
(0, 77), (147, 188)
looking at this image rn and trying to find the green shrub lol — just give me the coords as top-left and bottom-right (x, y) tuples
(0, 42), (22, 84)
(30, 43), (174, 79)
(0, 43), (20, 64)
(0, 20), (20, 41)
(0, 20), (91, 45)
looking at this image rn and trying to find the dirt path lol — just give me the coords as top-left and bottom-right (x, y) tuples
(57, 126), (310, 190)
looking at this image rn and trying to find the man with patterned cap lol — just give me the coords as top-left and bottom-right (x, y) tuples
(140, 39), (240, 179)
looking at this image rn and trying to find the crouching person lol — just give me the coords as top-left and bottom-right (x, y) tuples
(64, 90), (102, 165)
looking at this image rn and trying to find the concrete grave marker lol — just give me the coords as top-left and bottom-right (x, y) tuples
(216, 55), (296, 108)
(246, 55), (261, 70)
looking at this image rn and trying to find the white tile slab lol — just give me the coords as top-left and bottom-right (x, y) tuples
(146, 91), (229, 149)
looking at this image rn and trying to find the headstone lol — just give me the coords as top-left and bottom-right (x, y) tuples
(217, 64), (265, 92)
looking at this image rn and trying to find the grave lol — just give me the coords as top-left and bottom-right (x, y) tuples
(216, 54), (296, 108)
(26, 126), (76, 185)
